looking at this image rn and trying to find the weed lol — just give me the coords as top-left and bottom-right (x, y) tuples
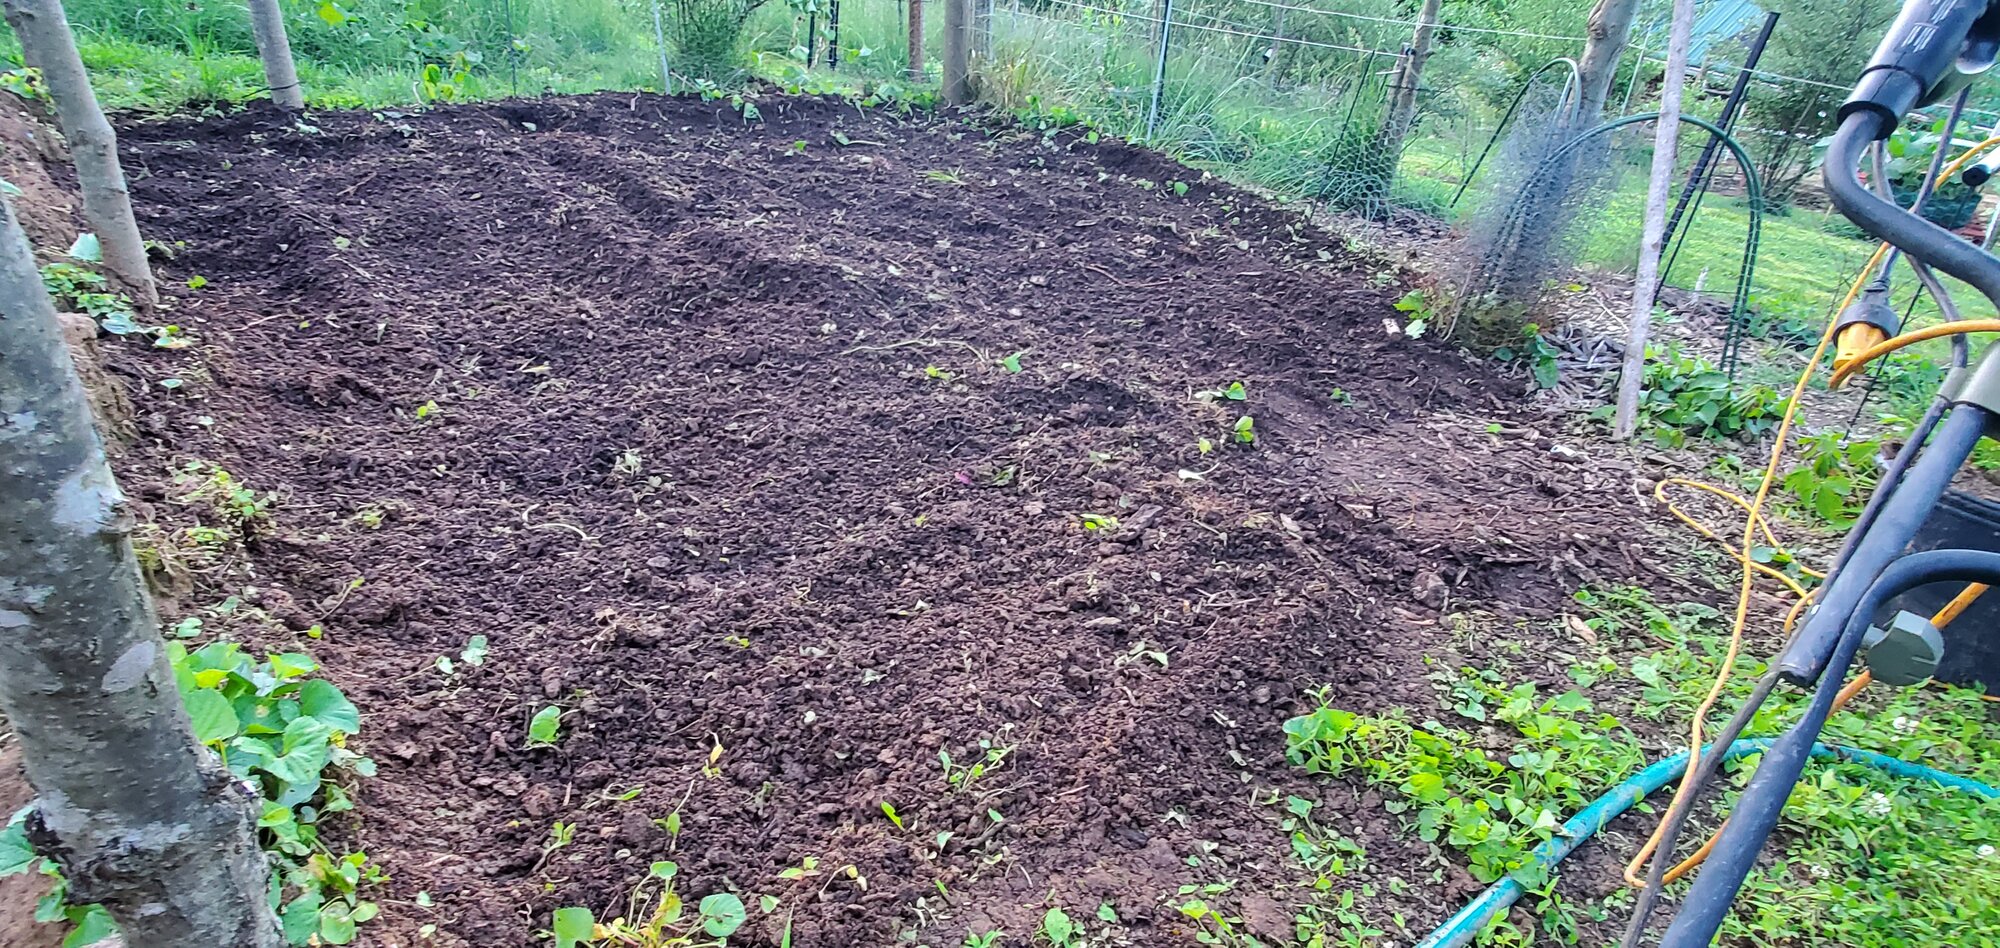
(1195, 380), (1248, 402)
(921, 168), (968, 185)
(1599, 346), (1789, 446)
(1493, 323), (1561, 390)
(4, 642), (382, 945)
(1036, 906), (1078, 947)
(1780, 431), (1879, 529)
(1392, 290), (1434, 338)
(551, 860), (746, 947)
(939, 739), (1013, 795)
(1283, 683), (1641, 887)
(433, 634), (489, 676)
(879, 802), (906, 831)
(964, 931), (1003, 948)
(170, 462), (274, 531)
(1078, 512), (1120, 531)
(41, 261), (139, 333)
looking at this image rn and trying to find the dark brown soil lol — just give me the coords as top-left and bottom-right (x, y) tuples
(103, 92), (1658, 946)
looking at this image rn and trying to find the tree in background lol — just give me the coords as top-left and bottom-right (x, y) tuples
(1574, 0), (1641, 123)
(1741, 0), (1896, 209)
(0, 0), (156, 309)
(1376, 0), (1443, 162)
(245, 0), (304, 110)
(0, 187), (282, 947)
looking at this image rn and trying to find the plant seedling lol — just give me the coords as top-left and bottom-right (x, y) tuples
(526, 706), (562, 747)
(1079, 512), (1120, 531)
(1233, 416), (1256, 444)
(1038, 906), (1078, 947)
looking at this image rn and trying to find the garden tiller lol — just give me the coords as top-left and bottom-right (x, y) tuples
(1627, 0), (2000, 945)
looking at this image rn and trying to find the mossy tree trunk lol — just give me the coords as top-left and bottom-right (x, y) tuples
(0, 0), (156, 309)
(0, 193), (282, 947)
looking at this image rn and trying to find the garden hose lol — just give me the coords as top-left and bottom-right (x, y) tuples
(1619, 239), (1882, 890)
(1829, 319), (2000, 388)
(1414, 739), (2000, 948)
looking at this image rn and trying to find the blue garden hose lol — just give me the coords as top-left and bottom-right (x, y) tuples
(1413, 740), (2000, 948)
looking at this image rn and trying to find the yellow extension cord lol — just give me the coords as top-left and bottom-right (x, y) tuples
(1623, 135), (2000, 889)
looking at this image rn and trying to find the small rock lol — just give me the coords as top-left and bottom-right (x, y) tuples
(1412, 570), (1449, 609)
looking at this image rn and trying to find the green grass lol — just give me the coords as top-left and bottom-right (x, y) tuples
(1285, 584), (2000, 946)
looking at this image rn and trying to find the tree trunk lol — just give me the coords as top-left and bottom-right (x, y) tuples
(1612, 0), (1695, 440)
(0, 196), (281, 947)
(245, 0), (304, 111)
(1261, 4), (1285, 84)
(0, 0), (156, 309)
(1375, 0), (1441, 159)
(943, 0), (970, 106)
(1575, 0), (1641, 124)
(907, 0), (923, 81)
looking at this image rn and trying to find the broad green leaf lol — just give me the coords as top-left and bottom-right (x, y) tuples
(319, 902), (356, 944)
(528, 706), (562, 745)
(551, 907), (595, 948)
(269, 652), (318, 679)
(700, 893), (746, 937)
(63, 904), (117, 947)
(284, 892), (326, 944)
(67, 233), (101, 262)
(281, 714), (335, 755)
(0, 819), (36, 875)
(184, 689), (240, 744)
(460, 635), (489, 666)
(299, 679), (361, 734)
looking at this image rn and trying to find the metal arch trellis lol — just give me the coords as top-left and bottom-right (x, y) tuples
(1528, 111), (1767, 376)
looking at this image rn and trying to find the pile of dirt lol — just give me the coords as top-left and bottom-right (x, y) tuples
(97, 93), (1660, 946)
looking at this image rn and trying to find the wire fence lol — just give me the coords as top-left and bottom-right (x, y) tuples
(45, 0), (1925, 340)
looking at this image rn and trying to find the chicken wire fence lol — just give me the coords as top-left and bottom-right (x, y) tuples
(60, 0), (1897, 335)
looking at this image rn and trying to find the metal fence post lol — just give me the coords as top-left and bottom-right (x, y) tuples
(650, 0), (672, 93)
(1144, 0), (1174, 141)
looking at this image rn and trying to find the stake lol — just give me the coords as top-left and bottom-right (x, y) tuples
(1145, 0), (1174, 141)
(651, 0), (673, 93)
(1659, 10), (1778, 279)
(1612, 0), (1696, 441)
(504, 0), (520, 96)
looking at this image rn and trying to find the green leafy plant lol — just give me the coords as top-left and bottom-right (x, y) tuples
(41, 261), (140, 334)
(1601, 346), (1789, 446)
(939, 739), (1012, 795)
(1283, 683), (1640, 887)
(4, 641), (380, 947)
(1037, 906), (1078, 947)
(0, 66), (50, 104)
(1781, 432), (1880, 529)
(552, 860), (747, 946)
(1393, 290), (1434, 338)
(527, 706), (563, 747)
(1232, 415), (1256, 444)
(1494, 323), (1561, 390)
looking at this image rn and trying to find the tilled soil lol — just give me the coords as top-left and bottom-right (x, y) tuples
(105, 93), (1659, 946)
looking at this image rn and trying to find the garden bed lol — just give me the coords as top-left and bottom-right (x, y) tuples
(105, 92), (1656, 946)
